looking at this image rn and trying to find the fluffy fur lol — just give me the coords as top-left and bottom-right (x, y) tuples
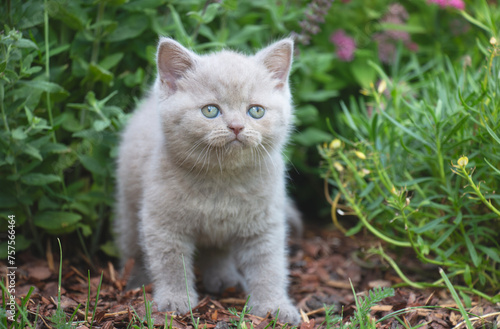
(115, 37), (300, 324)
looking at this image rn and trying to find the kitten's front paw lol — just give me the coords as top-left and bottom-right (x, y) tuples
(250, 300), (301, 325)
(154, 291), (198, 315)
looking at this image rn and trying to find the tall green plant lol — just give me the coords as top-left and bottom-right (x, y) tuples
(321, 18), (500, 300)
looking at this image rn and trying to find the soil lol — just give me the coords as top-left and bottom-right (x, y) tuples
(3, 226), (500, 329)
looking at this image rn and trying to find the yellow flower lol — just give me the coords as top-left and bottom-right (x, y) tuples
(391, 185), (397, 195)
(490, 37), (497, 46)
(377, 80), (387, 94)
(329, 139), (342, 150)
(360, 89), (370, 96)
(333, 161), (344, 172)
(355, 151), (366, 160)
(457, 155), (469, 167)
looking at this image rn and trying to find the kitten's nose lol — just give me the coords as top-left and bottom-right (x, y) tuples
(228, 123), (244, 136)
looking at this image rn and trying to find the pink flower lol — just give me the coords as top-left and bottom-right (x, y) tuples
(330, 29), (356, 62)
(428, 0), (465, 10)
(374, 3), (418, 63)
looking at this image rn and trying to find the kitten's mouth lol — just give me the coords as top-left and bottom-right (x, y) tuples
(228, 139), (243, 146)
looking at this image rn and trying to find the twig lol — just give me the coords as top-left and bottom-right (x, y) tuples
(452, 312), (500, 329)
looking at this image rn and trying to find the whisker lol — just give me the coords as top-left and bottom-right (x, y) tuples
(255, 146), (271, 176)
(188, 143), (211, 175)
(259, 144), (277, 173)
(178, 138), (206, 167)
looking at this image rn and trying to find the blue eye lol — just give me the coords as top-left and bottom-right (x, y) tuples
(201, 105), (220, 118)
(248, 106), (265, 119)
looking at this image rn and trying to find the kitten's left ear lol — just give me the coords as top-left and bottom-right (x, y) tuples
(255, 38), (294, 90)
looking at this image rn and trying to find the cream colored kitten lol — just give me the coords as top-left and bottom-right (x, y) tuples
(115, 37), (300, 324)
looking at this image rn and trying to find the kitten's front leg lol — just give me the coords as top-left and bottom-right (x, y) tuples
(237, 226), (300, 325)
(140, 208), (198, 314)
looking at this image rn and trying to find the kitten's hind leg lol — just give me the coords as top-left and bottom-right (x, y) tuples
(198, 248), (247, 294)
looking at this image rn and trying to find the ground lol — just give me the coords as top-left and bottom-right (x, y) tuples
(4, 226), (500, 328)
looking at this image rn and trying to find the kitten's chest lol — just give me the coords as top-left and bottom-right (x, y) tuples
(182, 178), (277, 244)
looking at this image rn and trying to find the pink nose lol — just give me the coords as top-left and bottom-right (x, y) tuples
(228, 123), (244, 136)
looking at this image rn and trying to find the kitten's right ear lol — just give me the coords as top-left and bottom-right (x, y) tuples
(157, 37), (197, 92)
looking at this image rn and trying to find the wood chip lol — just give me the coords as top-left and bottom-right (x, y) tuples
(325, 279), (352, 289)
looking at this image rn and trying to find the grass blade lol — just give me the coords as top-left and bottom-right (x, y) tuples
(439, 268), (473, 329)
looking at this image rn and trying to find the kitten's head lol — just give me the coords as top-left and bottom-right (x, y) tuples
(154, 37), (293, 173)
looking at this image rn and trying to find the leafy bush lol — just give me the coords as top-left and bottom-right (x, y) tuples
(320, 3), (500, 301)
(1, 0), (321, 257)
(1, 0), (493, 277)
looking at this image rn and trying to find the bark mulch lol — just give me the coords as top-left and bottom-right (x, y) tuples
(3, 227), (500, 328)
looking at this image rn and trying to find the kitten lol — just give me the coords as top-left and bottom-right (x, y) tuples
(115, 37), (301, 324)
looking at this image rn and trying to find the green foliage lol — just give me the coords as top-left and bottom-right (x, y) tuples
(2, 0), (498, 309)
(320, 3), (500, 301)
(1, 0), (478, 255)
(322, 285), (395, 329)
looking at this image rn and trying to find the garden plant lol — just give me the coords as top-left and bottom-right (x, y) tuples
(1, 0), (499, 328)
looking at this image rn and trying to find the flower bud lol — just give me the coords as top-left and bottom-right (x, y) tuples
(329, 139), (342, 150)
(457, 156), (468, 167)
(355, 151), (366, 160)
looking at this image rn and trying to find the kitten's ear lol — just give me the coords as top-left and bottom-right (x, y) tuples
(255, 38), (294, 90)
(157, 37), (197, 92)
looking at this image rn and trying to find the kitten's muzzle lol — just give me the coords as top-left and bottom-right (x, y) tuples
(227, 122), (244, 136)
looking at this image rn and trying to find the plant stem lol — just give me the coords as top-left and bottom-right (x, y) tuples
(461, 166), (500, 218)
(191, 0), (212, 41)
(436, 139), (446, 186)
(91, 2), (106, 64)
(327, 158), (411, 247)
(44, 0), (55, 143)
(373, 246), (426, 289)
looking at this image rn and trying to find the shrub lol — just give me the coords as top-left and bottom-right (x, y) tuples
(320, 3), (500, 300)
(1, 0), (493, 273)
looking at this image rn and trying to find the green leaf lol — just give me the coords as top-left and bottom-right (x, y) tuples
(187, 3), (220, 24)
(100, 240), (120, 257)
(460, 10), (489, 32)
(351, 57), (377, 88)
(93, 119), (111, 131)
(106, 14), (149, 42)
(298, 89), (339, 102)
(34, 211), (82, 233)
(46, 0), (87, 30)
(78, 154), (107, 176)
(61, 111), (84, 132)
(99, 53), (124, 70)
(41, 142), (70, 154)
(379, 109), (434, 149)
(21, 80), (68, 95)
(227, 25), (267, 46)
(15, 38), (38, 49)
(124, 68), (145, 87)
(22, 144), (43, 161)
(464, 234), (480, 267)
(293, 127), (333, 147)
(88, 63), (114, 85)
(12, 127), (28, 140)
(168, 5), (191, 46)
(295, 105), (319, 126)
(482, 118), (500, 145)
(21, 173), (61, 186)
(476, 245), (500, 263)
(464, 265), (471, 286)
